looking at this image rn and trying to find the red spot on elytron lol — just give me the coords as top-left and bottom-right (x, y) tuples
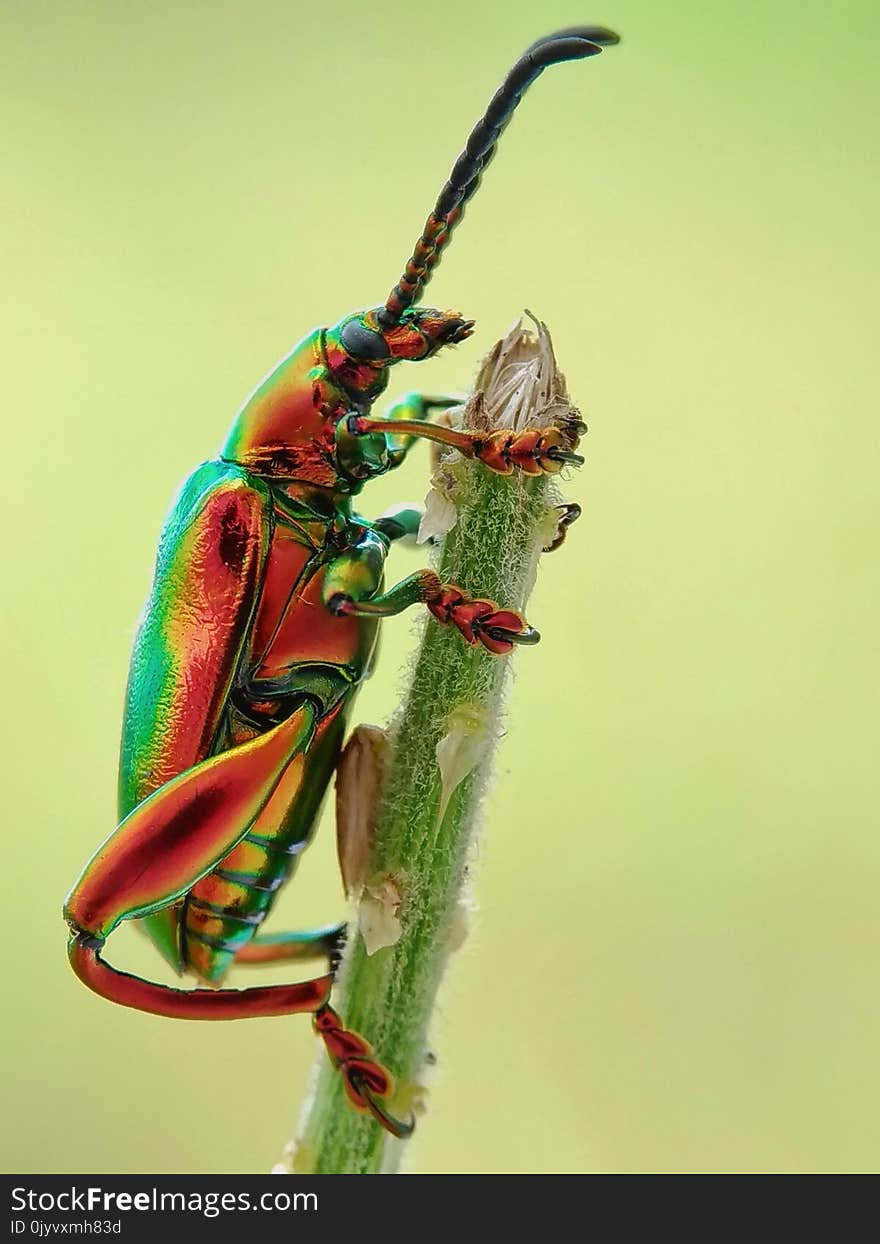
(218, 504), (249, 570)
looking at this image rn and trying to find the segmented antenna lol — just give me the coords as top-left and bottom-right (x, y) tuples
(377, 27), (620, 327)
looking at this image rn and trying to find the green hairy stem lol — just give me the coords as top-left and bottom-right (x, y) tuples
(284, 315), (581, 1175)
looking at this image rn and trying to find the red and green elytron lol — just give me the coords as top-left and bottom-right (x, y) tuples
(64, 27), (619, 1137)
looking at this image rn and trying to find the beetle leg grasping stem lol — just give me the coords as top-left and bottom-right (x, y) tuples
(348, 414), (584, 475)
(314, 1005), (415, 1138)
(327, 570), (538, 655)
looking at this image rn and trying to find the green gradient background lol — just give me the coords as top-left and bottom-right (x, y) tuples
(2, 1), (877, 1173)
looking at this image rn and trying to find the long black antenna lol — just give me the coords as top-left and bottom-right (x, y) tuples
(377, 27), (619, 327)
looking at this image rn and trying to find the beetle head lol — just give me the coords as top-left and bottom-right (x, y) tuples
(326, 307), (473, 403)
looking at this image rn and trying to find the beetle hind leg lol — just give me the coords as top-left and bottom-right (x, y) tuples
(64, 702), (341, 1019)
(68, 936), (411, 1134)
(314, 1004), (415, 1139)
(67, 932), (333, 1020)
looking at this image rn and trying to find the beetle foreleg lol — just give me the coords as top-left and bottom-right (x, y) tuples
(67, 934), (333, 1019)
(350, 413), (584, 476)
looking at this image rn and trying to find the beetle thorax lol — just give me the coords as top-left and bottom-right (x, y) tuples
(221, 327), (374, 488)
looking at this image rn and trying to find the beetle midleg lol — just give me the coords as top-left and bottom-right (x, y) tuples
(326, 569), (443, 619)
(325, 570), (536, 655)
(371, 504), (426, 545)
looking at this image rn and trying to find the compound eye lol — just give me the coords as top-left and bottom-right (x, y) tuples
(340, 319), (390, 362)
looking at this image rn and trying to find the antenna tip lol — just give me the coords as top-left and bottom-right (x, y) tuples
(528, 26), (621, 52)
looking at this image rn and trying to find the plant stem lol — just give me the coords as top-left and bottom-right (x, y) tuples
(285, 315), (581, 1175)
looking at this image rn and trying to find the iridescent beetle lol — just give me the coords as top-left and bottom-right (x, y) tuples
(64, 27), (618, 1137)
